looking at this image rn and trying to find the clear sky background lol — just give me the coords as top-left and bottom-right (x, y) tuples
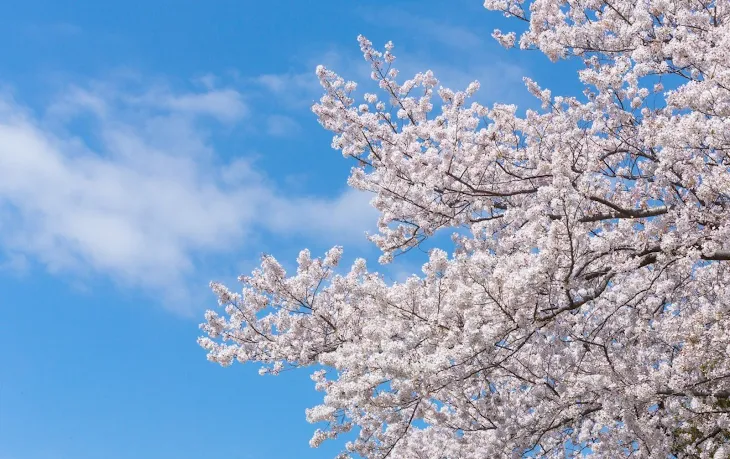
(0, 1), (575, 458)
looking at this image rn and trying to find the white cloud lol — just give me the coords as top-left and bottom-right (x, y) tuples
(255, 72), (315, 95)
(0, 252), (30, 276)
(253, 72), (320, 109)
(265, 188), (375, 244)
(251, 50), (370, 109)
(266, 114), (301, 137)
(0, 79), (377, 312)
(47, 82), (247, 123)
(363, 8), (483, 50)
(136, 87), (247, 122)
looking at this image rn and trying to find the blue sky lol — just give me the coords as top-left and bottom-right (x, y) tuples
(0, 1), (574, 458)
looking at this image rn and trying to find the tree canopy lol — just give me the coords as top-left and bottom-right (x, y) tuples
(200, 0), (730, 457)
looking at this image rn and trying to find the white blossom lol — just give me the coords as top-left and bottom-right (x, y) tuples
(201, 1), (730, 457)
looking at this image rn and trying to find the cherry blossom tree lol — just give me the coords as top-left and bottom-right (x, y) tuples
(200, 0), (730, 457)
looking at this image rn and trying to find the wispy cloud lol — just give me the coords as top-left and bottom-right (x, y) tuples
(138, 88), (247, 122)
(362, 8), (483, 50)
(251, 49), (370, 109)
(266, 114), (301, 137)
(255, 72), (316, 96)
(0, 252), (30, 276)
(0, 78), (377, 313)
(48, 81), (247, 123)
(253, 72), (320, 108)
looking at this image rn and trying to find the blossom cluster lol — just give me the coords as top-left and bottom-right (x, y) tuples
(201, 1), (730, 457)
